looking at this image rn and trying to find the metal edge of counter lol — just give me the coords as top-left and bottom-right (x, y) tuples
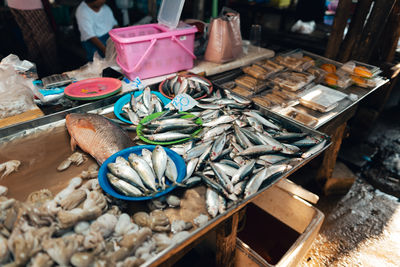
(0, 93), (124, 141)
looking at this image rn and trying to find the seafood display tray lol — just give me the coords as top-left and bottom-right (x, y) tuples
(0, 89), (331, 266)
(211, 56), (388, 130)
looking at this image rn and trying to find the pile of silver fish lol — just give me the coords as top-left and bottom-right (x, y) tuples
(107, 145), (181, 197)
(161, 74), (212, 99)
(139, 110), (202, 143)
(169, 89), (327, 218)
(120, 87), (165, 125)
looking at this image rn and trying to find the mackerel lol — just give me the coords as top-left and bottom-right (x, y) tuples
(107, 173), (144, 197)
(210, 133), (227, 161)
(107, 162), (148, 192)
(128, 154), (157, 191)
(152, 145), (168, 189)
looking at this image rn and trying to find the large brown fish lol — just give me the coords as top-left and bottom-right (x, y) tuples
(65, 113), (134, 164)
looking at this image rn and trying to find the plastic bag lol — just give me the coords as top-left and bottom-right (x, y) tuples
(65, 39), (119, 80)
(204, 7), (243, 64)
(0, 56), (37, 119)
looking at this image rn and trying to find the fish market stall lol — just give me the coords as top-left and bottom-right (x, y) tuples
(211, 49), (389, 193)
(0, 84), (330, 266)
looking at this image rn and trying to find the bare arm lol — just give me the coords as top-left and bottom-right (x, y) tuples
(88, 36), (106, 54)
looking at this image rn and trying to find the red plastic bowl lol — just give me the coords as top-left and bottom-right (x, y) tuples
(159, 74), (213, 100)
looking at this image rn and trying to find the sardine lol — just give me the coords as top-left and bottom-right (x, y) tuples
(237, 145), (281, 157)
(244, 164), (292, 198)
(302, 139), (327, 158)
(231, 160), (256, 184)
(206, 188), (219, 218)
(210, 162), (234, 194)
(210, 133), (227, 161)
(244, 111), (281, 131)
(165, 156), (179, 185)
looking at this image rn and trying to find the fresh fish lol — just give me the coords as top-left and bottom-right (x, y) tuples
(244, 164), (292, 198)
(259, 154), (289, 164)
(143, 87), (151, 109)
(181, 176), (202, 188)
(141, 148), (154, 168)
(244, 111), (281, 131)
(197, 173), (237, 201)
(107, 162), (148, 192)
(213, 163), (237, 177)
(197, 103), (224, 110)
(237, 145), (281, 157)
(247, 116), (264, 132)
(115, 156), (131, 167)
(218, 195), (227, 214)
(302, 139), (327, 158)
(280, 143), (301, 155)
(165, 156), (179, 185)
(188, 76), (210, 86)
(210, 162), (234, 194)
(128, 154), (157, 191)
(152, 145), (167, 189)
(291, 135), (322, 147)
(255, 132), (285, 150)
(195, 145), (212, 171)
(206, 188), (219, 218)
(107, 173), (144, 196)
(231, 160), (256, 184)
(234, 125), (253, 149)
(273, 132), (308, 141)
(233, 180), (246, 195)
(202, 115), (236, 128)
(219, 159), (240, 169)
(203, 124), (232, 140)
(144, 132), (191, 142)
(210, 133), (227, 161)
(129, 93), (138, 112)
(65, 113), (134, 164)
(229, 94), (251, 105)
(185, 158), (199, 180)
(184, 141), (212, 160)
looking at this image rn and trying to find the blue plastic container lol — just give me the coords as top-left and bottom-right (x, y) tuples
(114, 91), (171, 124)
(98, 145), (186, 201)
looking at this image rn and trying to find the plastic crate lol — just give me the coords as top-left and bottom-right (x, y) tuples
(109, 23), (197, 80)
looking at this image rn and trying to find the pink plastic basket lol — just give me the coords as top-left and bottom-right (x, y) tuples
(109, 24), (197, 80)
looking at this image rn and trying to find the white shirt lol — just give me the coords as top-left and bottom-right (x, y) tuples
(76, 1), (118, 42)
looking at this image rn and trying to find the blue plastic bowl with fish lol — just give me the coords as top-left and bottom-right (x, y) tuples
(98, 145), (186, 201)
(114, 91), (171, 124)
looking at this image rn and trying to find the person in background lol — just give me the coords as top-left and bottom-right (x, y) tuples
(7, 0), (59, 77)
(76, 0), (118, 61)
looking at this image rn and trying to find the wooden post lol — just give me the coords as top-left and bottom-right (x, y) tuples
(316, 122), (347, 185)
(373, 0), (400, 63)
(215, 212), (239, 267)
(351, 0), (396, 62)
(324, 0), (353, 60)
(337, 0), (373, 63)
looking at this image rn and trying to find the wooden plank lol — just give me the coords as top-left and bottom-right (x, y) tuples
(316, 122), (347, 184)
(373, 0), (400, 63)
(324, 0), (353, 60)
(0, 108), (44, 128)
(216, 212), (239, 267)
(337, 0), (373, 62)
(351, 0), (396, 62)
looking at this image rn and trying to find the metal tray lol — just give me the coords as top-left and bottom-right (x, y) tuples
(0, 86), (331, 267)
